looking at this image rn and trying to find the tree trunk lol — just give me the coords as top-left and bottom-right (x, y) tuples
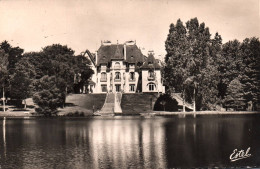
(63, 86), (68, 108)
(183, 89), (186, 112)
(3, 87), (5, 112)
(193, 87), (196, 112)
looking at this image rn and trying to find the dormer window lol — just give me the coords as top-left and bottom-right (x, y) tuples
(114, 62), (120, 69)
(148, 61), (153, 65)
(148, 70), (155, 80)
(148, 70), (154, 77)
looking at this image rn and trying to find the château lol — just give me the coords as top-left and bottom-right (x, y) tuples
(84, 40), (165, 93)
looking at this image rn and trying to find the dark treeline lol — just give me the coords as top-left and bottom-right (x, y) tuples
(164, 18), (260, 111)
(0, 42), (93, 116)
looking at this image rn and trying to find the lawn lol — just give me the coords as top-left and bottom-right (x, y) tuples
(58, 94), (106, 116)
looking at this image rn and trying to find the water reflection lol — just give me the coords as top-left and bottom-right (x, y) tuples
(3, 117), (6, 157)
(63, 118), (167, 168)
(0, 115), (259, 168)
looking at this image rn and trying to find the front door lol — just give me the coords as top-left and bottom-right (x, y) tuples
(115, 85), (121, 92)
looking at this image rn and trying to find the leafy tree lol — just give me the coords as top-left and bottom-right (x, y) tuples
(0, 41), (24, 72)
(164, 18), (219, 110)
(0, 49), (9, 111)
(240, 37), (260, 110)
(164, 19), (188, 94)
(33, 76), (65, 116)
(73, 55), (93, 93)
(25, 44), (93, 113)
(9, 57), (36, 108)
(224, 78), (244, 110)
(218, 40), (242, 99)
(0, 41), (24, 101)
(24, 44), (93, 94)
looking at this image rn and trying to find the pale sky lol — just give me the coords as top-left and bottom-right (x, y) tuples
(0, 0), (259, 60)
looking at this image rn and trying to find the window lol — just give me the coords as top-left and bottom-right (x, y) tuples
(148, 83), (155, 91)
(129, 64), (135, 68)
(115, 85), (121, 92)
(130, 72), (135, 80)
(101, 85), (107, 92)
(115, 72), (121, 80)
(148, 70), (155, 80)
(114, 62), (120, 69)
(148, 70), (154, 78)
(101, 72), (107, 82)
(129, 84), (135, 92)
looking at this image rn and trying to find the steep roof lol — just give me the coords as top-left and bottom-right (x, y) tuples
(96, 44), (146, 66)
(140, 53), (161, 70)
(84, 49), (96, 66)
(111, 45), (124, 60)
(125, 45), (145, 64)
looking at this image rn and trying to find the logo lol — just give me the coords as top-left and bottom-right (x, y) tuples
(230, 147), (252, 162)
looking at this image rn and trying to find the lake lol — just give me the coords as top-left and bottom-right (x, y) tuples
(0, 115), (259, 168)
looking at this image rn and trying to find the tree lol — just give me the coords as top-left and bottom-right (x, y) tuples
(73, 55), (93, 93)
(26, 44), (93, 113)
(0, 41), (24, 73)
(240, 37), (260, 110)
(225, 79), (244, 110)
(25, 44), (93, 95)
(9, 57), (36, 108)
(217, 40), (242, 100)
(164, 18), (219, 110)
(0, 49), (9, 111)
(33, 76), (65, 116)
(0, 41), (24, 101)
(164, 19), (189, 94)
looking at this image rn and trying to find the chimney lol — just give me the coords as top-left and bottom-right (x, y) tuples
(124, 43), (126, 60)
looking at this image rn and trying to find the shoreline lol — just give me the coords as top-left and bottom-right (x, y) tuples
(154, 111), (260, 115)
(0, 110), (259, 117)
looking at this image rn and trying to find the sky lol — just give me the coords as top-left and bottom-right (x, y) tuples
(0, 0), (259, 60)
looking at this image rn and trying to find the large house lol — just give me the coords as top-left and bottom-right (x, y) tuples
(85, 41), (165, 94)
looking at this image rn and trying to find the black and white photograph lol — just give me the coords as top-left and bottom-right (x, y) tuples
(0, 0), (259, 168)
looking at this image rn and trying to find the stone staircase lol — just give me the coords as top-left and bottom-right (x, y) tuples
(171, 93), (194, 111)
(114, 92), (122, 114)
(99, 93), (115, 114)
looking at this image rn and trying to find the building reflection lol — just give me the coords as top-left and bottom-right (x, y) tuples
(64, 117), (167, 168)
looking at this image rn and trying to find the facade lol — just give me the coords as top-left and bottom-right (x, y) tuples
(85, 41), (165, 93)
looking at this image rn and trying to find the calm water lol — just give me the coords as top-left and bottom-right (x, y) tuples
(0, 115), (259, 168)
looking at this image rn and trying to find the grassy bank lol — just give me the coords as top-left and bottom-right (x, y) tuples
(57, 94), (106, 116)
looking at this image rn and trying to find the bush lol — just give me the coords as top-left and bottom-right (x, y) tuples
(33, 76), (65, 116)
